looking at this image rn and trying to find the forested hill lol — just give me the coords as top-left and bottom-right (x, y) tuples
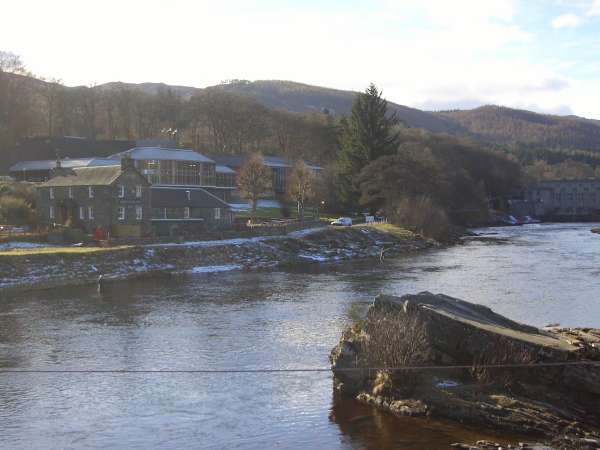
(436, 105), (600, 152)
(103, 80), (600, 151)
(99, 80), (465, 135)
(207, 80), (464, 135)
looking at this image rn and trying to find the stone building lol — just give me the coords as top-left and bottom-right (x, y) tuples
(517, 179), (600, 219)
(109, 147), (235, 235)
(36, 158), (152, 238)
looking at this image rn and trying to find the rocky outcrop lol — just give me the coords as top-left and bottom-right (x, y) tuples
(330, 292), (600, 448)
(0, 227), (433, 293)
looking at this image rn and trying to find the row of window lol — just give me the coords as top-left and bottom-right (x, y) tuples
(49, 185), (143, 200)
(137, 160), (216, 186)
(151, 207), (222, 220)
(49, 206), (143, 221)
(552, 192), (600, 204)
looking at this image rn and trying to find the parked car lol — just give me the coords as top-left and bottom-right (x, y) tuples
(330, 217), (353, 226)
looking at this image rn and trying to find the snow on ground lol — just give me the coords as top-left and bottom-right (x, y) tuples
(298, 253), (328, 262)
(147, 227), (327, 248)
(188, 264), (242, 273)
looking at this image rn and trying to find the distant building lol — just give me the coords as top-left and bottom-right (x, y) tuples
(513, 179), (600, 218)
(209, 154), (322, 195)
(9, 158), (118, 182)
(3, 136), (135, 174)
(36, 158), (151, 238)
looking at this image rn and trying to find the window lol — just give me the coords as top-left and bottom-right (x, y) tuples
(68, 187), (73, 199)
(49, 188), (54, 199)
(118, 207), (125, 221)
(184, 207), (190, 219)
(214, 208), (221, 220)
(88, 206), (94, 220)
(49, 206), (55, 219)
(136, 206), (143, 220)
(79, 206), (85, 220)
(89, 186), (94, 198)
(118, 185), (125, 198)
(185, 190), (191, 201)
(136, 185), (142, 198)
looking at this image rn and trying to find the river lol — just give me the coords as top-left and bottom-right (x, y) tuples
(1, 223), (599, 449)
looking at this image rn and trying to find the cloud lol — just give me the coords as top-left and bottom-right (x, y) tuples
(513, 103), (574, 115)
(551, 13), (582, 28)
(587, 0), (600, 16)
(416, 98), (488, 111)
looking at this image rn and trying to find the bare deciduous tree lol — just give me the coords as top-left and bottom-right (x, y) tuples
(288, 160), (315, 222)
(237, 153), (272, 223)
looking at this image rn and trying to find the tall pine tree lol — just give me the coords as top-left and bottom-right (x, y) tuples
(336, 84), (400, 210)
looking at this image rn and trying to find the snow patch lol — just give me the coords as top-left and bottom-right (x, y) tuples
(147, 227), (327, 249)
(435, 379), (460, 389)
(299, 253), (328, 262)
(188, 264), (242, 274)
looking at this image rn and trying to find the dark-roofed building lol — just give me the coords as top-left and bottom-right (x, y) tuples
(513, 179), (600, 219)
(36, 158), (151, 238)
(108, 147), (235, 234)
(9, 158), (119, 182)
(150, 187), (233, 235)
(2, 136), (135, 174)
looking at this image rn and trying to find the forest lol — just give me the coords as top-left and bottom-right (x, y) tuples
(0, 51), (338, 170)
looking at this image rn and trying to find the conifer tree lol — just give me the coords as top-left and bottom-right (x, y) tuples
(336, 84), (400, 210)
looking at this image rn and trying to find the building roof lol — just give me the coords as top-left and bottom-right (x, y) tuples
(111, 147), (214, 163)
(216, 164), (236, 174)
(209, 154), (321, 171)
(151, 187), (230, 209)
(39, 166), (126, 187)
(9, 158), (118, 172)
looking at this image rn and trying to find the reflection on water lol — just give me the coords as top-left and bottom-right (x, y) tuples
(1, 223), (599, 449)
(330, 394), (529, 449)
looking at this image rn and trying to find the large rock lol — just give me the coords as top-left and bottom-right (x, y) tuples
(330, 292), (600, 446)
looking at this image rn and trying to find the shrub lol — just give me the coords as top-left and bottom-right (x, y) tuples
(0, 195), (35, 226)
(389, 195), (452, 242)
(0, 182), (36, 207)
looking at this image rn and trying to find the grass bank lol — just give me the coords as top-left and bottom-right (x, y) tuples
(0, 245), (132, 257)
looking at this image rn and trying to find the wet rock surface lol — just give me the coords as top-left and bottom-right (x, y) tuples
(330, 292), (600, 449)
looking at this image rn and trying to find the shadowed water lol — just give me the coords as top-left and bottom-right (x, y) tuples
(1, 223), (599, 449)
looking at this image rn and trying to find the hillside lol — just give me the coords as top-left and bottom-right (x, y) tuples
(102, 80), (600, 151)
(208, 80), (465, 135)
(97, 79), (465, 135)
(436, 105), (600, 152)
(6, 71), (600, 173)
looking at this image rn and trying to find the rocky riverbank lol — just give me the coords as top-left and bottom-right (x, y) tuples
(0, 225), (435, 294)
(330, 292), (600, 449)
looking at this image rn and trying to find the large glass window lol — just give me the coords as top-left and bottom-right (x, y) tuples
(175, 161), (202, 185)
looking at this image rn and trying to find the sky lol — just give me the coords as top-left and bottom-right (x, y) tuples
(2, 0), (600, 118)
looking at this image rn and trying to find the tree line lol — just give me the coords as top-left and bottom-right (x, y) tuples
(331, 84), (524, 239)
(0, 51), (337, 166)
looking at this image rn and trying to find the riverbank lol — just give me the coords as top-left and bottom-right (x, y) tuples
(0, 224), (435, 294)
(330, 292), (600, 449)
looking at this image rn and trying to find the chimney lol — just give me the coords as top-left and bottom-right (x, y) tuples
(50, 157), (74, 178)
(121, 155), (135, 171)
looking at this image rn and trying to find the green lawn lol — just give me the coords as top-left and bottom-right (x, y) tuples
(356, 222), (417, 240)
(234, 206), (320, 220)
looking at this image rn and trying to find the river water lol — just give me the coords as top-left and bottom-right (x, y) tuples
(1, 223), (600, 449)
